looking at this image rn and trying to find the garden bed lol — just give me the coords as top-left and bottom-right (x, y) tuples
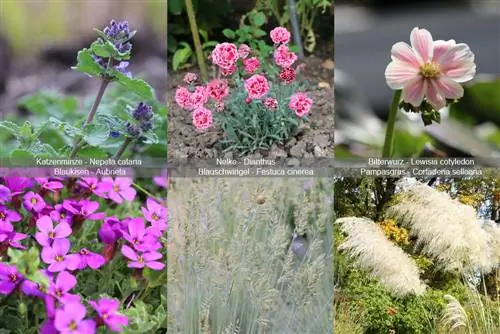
(167, 48), (334, 161)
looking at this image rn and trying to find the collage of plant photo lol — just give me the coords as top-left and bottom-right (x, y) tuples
(1, 0), (499, 333)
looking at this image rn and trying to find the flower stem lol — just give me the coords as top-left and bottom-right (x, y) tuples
(112, 137), (133, 159)
(69, 78), (110, 159)
(132, 182), (162, 203)
(382, 90), (402, 158)
(185, 0), (208, 81)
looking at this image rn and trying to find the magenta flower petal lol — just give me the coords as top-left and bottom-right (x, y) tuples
(108, 191), (124, 204)
(120, 187), (136, 201)
(37, 215), (53, 234)
(41, 246), (57, 264)
(54, 222), (72, 238)
(142, 251), (162, 262)
(87, 253), (106, 269)
(52, 238), (71, 255)
(146, 261), (165, 270)
(121, 245), (138, 261)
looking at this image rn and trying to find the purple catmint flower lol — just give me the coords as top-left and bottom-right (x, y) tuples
(63, 199), (106, 221)
(0, 204), (22, 224)
(114, 61), (132, 78)
(89, 298), (129, 332)
(0, 184), (11, 203)
(50, 204), (74, 225)
(98, 217), (123, 244)
(23, 191), (46, 212)
(121, 245), (165, 270)
(35, 215), (72, 247)
(75, 248), (106, 270)
(35, 178), (64, 192)
(41, 238), (80, 272)
(0, 263), (23, 295)
(102, 177), (136, 204)
(54, 302), (96, 334)
(140, 121), (153, 132)
(110, 131), (121, 138)
(103, 20), (131, 42)
(116, 42), (132, 54)
(48, 271), (80, 303)
(93, 55), (108, 69)
(122, 217), (161, 251)
(132, 102), (154, 122)
(21, 269), (52, 299)
(125, 122), (140, 138)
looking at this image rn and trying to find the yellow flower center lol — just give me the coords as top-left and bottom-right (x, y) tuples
(0, 212), (5, 219)
(138, 255), (144, 264)
(69, 321), (77, 330)
(48, 232), (56, 238)
(152, 213), (159, 221)
(55, 255), (64, 262)
(419, 62), (441, 78)
(113, 185), (120, 192)
(31, 198), (37, 204)
(9, 274), (17, 282)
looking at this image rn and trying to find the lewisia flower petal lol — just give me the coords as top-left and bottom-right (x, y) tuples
(409, 27), (434, 63)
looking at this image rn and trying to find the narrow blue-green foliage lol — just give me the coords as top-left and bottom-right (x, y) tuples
(219, 80), (307, 153)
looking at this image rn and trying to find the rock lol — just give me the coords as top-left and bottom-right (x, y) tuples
(314, 145), (327, 157)
(269, 144), (287, 159)
(287, 158), (301, 167)
(313, 134), (330, 149)
(285, 137), (297, 148)
(317, 82), (331, 90)
(0, 34), (11, 94)
(322, 59), (335, 70)
(290, 141), (306, 158)
(223, 151), (234, 160)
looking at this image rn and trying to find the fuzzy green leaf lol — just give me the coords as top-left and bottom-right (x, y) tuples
(113, 72), (155, 100)
(72, 49), (103, 77)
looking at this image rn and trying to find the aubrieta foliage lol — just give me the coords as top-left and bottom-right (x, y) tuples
(0, 176), (167, 333)
(0, 20), (165, 161)
(174, 27), (313, 154)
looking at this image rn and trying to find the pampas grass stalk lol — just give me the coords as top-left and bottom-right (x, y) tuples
(336, 217), (426, 297)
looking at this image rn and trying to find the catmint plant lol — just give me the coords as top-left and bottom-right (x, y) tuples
(174, 26), (313, 154)
(0, 19), (163, 161)
(0, 176), (167, 332)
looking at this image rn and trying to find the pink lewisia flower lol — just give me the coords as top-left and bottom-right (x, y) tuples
(207, 79), (229, 102)
(270, 27), (291, 44)
(289, 92), (313, 117)
(121, 245), (165, 270)
(274, 45), (297, 68)
(264, 97), (278, 110)
(0, 263), (23, 295)
(183, 72), (198, 84)
(189, 86), (209, 109)
(101, 178), (136, 204)
(0, 204), (22, 224)
(75, 248), (106, 270)
(41, 238), (80, 272)
(243, 57), (260, 74)
(35, 215), (72, 247)
(175, 87), (192, 110)
(211, 42), (239, 69)
(54, 302), (96, 334)
(23, 191), (46, 212)
(35, 178), (64, 192)
(192, 107), (213, 130)
(244, 74), (270, 100)
(238, 44), (251, 58)
(385, 27), (476, 110)
(89, 298), (129, 332)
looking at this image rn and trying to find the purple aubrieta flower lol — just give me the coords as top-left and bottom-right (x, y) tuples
(75, 248), (106, 270)
(141, 198), (167, 237)
(50, 204), (74, 225)
(121, 245), (164, 270)
(78, 178), (111, 198)
(40, 319), (58, 334)
(21, 269), (52, 299)
(23, 191), (46, 212)
(48, 271), (80, 303)
(54, 302), (96, 334)
(98, 216), (124, 244)
(0, 204), (22, 224)
(35, 215), (72, 247)
(122, 217), (161, 251)
(0, 185), (11, 203)
(153, 169), (168, 189)
(41, 238), (80, 272)
(0, 230), (28, 249)
(35, 178), (64, 192)
(102, 177), (136, 204)
(63, 199), (106, 221)
(89, 298), (129, 332)
(0, 263), (23, 295)
(4, 176), (34, 196)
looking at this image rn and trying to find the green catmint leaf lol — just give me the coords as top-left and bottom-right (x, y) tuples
(72, 49), (103, 77)
(18, 91), (78, 118)
(77, 146), (109, 158)
(113, 72), (155, 100)
(83, 123), (111, 146)
(0, 120), (21, 135)
(48, 117), (83, 138)
(91, 40), (131, 60)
